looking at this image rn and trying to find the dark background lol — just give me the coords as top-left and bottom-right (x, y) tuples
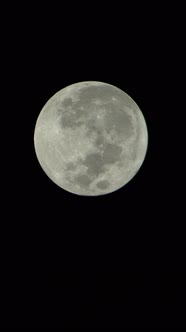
(2, 2), (185, 329)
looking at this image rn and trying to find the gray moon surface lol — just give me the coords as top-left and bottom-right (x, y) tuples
(34, 81), (148, 196)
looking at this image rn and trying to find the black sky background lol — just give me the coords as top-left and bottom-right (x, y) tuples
(2, 2), (185, 328)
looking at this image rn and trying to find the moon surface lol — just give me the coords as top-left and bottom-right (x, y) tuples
(34, 81), (148, 196)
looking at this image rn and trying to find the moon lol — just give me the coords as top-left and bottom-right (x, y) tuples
(34, 81), (148, 196)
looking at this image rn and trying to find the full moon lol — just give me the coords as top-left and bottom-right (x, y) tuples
(34, 81), (148, 196)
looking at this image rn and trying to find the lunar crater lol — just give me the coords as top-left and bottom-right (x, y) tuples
(62, 97), (73, 108)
